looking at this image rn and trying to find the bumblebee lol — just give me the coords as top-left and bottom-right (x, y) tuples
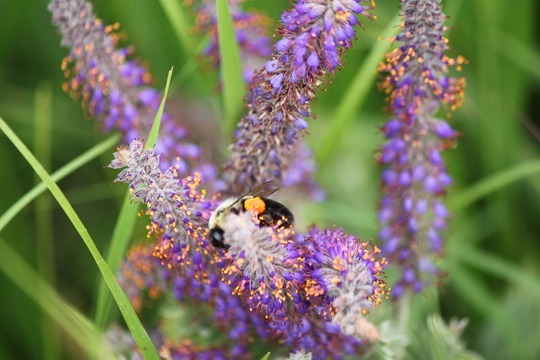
(208, 181), (294, 249)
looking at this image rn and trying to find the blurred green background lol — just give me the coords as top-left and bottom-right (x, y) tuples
(1, 0), (539, 359)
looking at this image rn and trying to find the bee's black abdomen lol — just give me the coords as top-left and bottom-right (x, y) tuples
(210, 226), (229, 249)
(261, 198), (294, 228)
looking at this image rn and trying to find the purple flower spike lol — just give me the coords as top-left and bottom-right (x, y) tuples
(49, 0), (201, 172)
(109, 139), (213, 274)
(377, 0), (466, 297)
(219, 211), (304, 325)
(224, 0), (375, 195)
(303, 228), (386, 341)
(99, 1), (393, 356)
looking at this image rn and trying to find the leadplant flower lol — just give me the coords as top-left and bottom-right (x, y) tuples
(62, 0), (388, 356)
(44, 0), (475, 357)
(110, 138), (386, 358)
(224, 0), (375, 194)
(377, 0), (465, 296)
(303, 228), (386, 340)
(109, 138), (216, 293)
(49, 0), (200, 171)
(219, 212), (306, 325)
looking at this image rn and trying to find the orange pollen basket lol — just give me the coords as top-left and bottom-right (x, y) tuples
(244, 197), (266, 214)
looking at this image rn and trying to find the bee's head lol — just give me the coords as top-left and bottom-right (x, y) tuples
(208, 198), (238, 249)
(209, 226), (228, 249)
(208, 198), (236, 227)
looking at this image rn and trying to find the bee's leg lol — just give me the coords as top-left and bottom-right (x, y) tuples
(258, 213), (274, 227)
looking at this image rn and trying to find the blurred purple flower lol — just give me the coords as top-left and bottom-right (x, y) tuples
(105, 323), (237, 360)
(282, 141), (326, 201)
(377, 0), (465, 296)
(279, 316), (363, 360)
(157, 340), (233, 360)
(49, 0), (200, 171)
(224, 0), (375, 195)
(117, 231), (269, 357)
(117, 244), (168, 312)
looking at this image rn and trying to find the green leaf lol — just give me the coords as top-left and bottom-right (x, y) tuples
(448, 160), (540, 211)
(444, 0), (465, 27)
(471, 0), (531, 251)
(95, 68), (173, 330)
(0, 238), (116, 359)
(216, 0), (245, 137)
(315, 12), (401, 166)
(424, 315), (482, 360)
(0, 117), (159, 359)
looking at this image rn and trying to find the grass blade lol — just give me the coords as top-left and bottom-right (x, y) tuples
(95, 68), (173, 330)
(448, 160), (540, 211)
(0, 117), (159, 359)
(449, 263), (523, 357)
(0, 238), (115, 360)
(157, 0), (211, 95)
(158, 0), (196, 56)
(94, 193), (139, 330)
(449, 245), (540, 297)
(491, 30), (540, 83)
(33, 82), (60, 360)
(0, 134), (121, 232)
(216, 0), (245, 137)
(315, 12), (401, 166)
(146, 67), (173, 148)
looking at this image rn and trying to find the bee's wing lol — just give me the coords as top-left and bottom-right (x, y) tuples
(229, 180), (280, 207)
(247, 180), (279, 198)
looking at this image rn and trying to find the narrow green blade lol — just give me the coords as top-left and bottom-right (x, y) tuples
(0, 117), (159, 359)
(0, 238), (115, 359)
(95, 68), (173, 330)
(216, 0), (245, 137)
(0, 135), (120, 232)
(448, 160), (540, 211)
(315, 12), (400, 166)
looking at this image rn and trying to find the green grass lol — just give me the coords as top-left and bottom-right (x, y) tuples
(216, 0), (245, 137)
(0, 117), (159, 359)
(93, 67), (174, 332)
(0, 0), (539, 359)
